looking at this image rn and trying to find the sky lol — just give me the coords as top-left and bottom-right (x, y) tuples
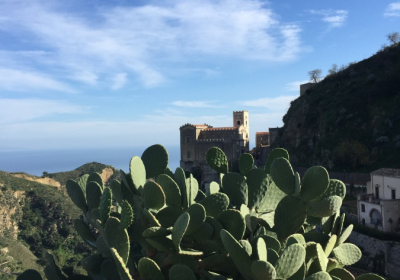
(1, 0), (399, 152)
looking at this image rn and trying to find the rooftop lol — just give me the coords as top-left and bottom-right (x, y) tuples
(256, 132), (269, 135)
(371, 168), (400, 178)
(204, 127), (238, 131)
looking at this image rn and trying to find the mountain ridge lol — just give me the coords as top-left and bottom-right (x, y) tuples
(272, 43), (400, 172)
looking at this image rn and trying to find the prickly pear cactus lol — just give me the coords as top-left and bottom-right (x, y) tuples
(25, 145), (382, 280)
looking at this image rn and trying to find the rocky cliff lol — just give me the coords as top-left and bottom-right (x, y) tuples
(273, 43), (400, 172)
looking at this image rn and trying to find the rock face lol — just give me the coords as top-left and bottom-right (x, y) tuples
(12, 173), (61, 188)
(273, 43), (400, 172)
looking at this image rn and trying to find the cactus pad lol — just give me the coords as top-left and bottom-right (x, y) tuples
(105, 217), (130, 264)
(324, 234), (337, 257)
(185, 203), (206, 235)
(261, 235), (280, 253)
(206, 147), (229, 174)
(99, 187), (112, 224)
(86, 181), (102, 211)
(337, 225), (353, 246)
(138, 257), (164, 280)
(217, 209), (246, 240)
(169, 264), (196, 280)
(264, 148), (289, 174)
(157, 174), (182, 207)
(66, 179), (88, 212)
(247, 168), (269, 209)
(270, 157), (295, 195)
(73, 219), (96, 247)
(304, 271), (331, 280)
(156, 206), (184, 228)
(172, 212), (190, 252)
(300, 166), (329, 202)
(88, 172), (103, 189)
(288, 264), (305, 280)
(294, 172), (301, 196)
(274, 195), (307, 240)
(255, 237), (267, 261)
(141, 144), (169, 179)
(220, 229), (253, 279)
(333, 243), (362, 265)
(329, 268), (355, 280)
(186, 174), (199, 207)
(222, 172), (248, 207)
(307, 196), (342, 218)
(275, 243), (306, 279)
(129, 156), (146, 193)
(110, 248), (133, 280)
(320, 179), (346, 200)
(17, 269), (43, 280)
(143, 181), (166, 210)
(207, 181), (220, 196)
(120, 200), (134, 229)
(239, 153), (254, 176)
(260, 177), (286, 212)
(200, 192), (229, 217)
(251, 260), (276, 280)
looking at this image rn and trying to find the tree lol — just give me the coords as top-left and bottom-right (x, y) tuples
(308, 69), (322, 83)
(327, 64), (338, 76)
(387, 32), (399, 44)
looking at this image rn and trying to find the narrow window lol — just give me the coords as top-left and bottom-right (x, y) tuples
(361, 204), (365, 212)
(375, 186), (379, 199)
(187, 151), (191, 158)
(237, 120), (241, 125)
(186, 136), (190, 143)
(392, 189), (396, 199)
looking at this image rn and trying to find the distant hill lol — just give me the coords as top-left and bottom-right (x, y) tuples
(272, 43), (400, 172)
(0, 162), (119, 276)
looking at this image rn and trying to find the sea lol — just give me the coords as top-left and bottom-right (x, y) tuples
(0, 146), (181, 176)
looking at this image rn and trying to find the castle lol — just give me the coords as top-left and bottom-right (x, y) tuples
(180, 111), (250, 171)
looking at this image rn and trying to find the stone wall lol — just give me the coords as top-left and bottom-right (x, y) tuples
(349, 231), (400, 277)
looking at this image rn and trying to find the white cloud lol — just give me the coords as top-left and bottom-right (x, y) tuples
(0, 98), (87, 124)
(309, 9), (348, 28)
(384, 2), (400, 17)
(111, 73), (127, 90)
(0, 68), (75, 93)
(286, 80), (310, 91)
(172, 101), (220, 108)
(0, 0), (304, 89)
(242, 95), (297, 111)
(0, 112), (233, 150)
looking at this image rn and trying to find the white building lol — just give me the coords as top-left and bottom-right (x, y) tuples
(357, 168), (400, 232)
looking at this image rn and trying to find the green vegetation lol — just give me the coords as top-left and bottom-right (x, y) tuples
(25, 145), (383, 279)
(275, 42), (400, 172)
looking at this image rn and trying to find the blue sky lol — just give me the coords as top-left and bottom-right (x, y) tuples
(0, 0), (399, 151)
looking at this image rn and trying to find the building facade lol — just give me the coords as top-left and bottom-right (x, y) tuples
(180, 111), (249, 171)
(357, 168), (400, 232)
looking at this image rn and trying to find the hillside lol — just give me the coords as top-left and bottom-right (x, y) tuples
(273, 43), (400, 172)
(0, 162), (118, 277)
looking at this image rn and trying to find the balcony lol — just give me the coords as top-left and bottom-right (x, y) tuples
(358, 193), (380, 204)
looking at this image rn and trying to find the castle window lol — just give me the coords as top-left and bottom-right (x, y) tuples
(186, 136), (191, 143)
(392, 189), (396, 199)
(236, 116), (240, 119)
(187, 151), (191, 158)
(361, 204), (365, 212)
(237, 120), (241, 125)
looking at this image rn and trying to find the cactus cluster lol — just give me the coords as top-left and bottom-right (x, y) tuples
(24, 145), (384, 280)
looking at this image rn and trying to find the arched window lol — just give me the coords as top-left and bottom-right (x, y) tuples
(186, 136), (191, 143)
(361, 204), (365, 212)
(237, 120), (241, 125)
